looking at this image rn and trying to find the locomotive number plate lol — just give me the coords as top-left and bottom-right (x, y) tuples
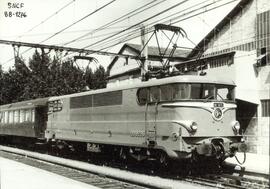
(130, 131), (145, 137)
(213, 102), (224, 107)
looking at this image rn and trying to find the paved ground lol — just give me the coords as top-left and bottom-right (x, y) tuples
(225, 152), (269, 175)
(0, 157), (100, 189)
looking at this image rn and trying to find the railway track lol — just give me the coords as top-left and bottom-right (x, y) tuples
(184, 173), (269, 189)
(0, 145), (268, 189)
(0, 150), (153, 189)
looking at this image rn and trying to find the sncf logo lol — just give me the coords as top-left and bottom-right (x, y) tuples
(212, 107), (223, 121)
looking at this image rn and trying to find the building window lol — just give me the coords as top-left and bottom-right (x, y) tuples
(258, 47), (267, 66)
(261, 99), (270, 117)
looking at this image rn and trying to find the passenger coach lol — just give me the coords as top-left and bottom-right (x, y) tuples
(0, 98), (48, 144)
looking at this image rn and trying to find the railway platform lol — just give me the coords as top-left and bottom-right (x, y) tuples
(0, 157), (99, 189)
(225, 152), (269, 175)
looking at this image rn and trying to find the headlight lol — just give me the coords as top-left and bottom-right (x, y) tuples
(171, 132), (179, 141)
(190, 122), (198, 132)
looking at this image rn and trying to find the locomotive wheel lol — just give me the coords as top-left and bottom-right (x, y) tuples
(119, 148), (128, 160)
(158, 152), (168, 166)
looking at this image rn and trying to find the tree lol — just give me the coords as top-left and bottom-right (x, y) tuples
(0, 50), (108, 105)
(88, 65), (107, 90)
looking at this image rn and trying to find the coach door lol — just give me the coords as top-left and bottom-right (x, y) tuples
(35, 106), (48, 138)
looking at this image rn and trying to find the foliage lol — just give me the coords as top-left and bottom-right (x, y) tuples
(0, 50), (107, 105)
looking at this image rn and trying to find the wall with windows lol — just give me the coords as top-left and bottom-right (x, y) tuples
(203, 1), (256, 55)
(195, 0), (270, 154)
(107, 74), (141, 87)
(257, 65), (270, 154)
(109, 48), (139, 77)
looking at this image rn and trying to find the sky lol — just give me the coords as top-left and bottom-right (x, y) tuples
(0, 0), (240, 71)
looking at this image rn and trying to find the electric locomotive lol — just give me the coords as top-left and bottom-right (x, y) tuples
(45, 75), (247, 163)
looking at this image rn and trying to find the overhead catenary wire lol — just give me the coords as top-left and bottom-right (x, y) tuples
(62, 0), (167, 46)
(82, 0), (223, 51)
(56, 0), (243, 63)
(64, 0), (211, 50)
(2, 25), (130, 39)
(82, 0), (189, 50)
(2, 0), (117, 66)
(15, 0), (76, 41)
(96, 0), (231, 50)
(93, 0), (239, 53)
(39, 0), (117, 44)
(0, 0), (245, 68)
(2, 0), (228, 66)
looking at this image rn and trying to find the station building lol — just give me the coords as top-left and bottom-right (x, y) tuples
(183, 0), (270, 155)
(107, 43), (190, 87)
(107, 0), (270, 155)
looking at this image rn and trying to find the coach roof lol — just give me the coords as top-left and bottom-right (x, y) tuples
(0, 97), (49, 111)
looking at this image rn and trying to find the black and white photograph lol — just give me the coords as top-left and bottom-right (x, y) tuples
(0, 0), (269, 188)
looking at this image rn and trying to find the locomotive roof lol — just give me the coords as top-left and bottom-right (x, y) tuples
(0, 97), (49, 111)
(49, 75), (235, 101)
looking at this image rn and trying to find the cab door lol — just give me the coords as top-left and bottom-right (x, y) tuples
(145, 86), (161, 147)
(145, 102), (158, 147)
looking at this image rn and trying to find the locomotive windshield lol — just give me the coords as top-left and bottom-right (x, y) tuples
(137, 83), (235, 105)
(173, 83), (235, 101)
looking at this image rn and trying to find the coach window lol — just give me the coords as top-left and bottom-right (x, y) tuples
(25, 109), (31, 122)
(4, 112), (8, 123)
(137, 88), (148, 105)
(20, 110), (25, 123)
(31, 109), (35, 122)
(0, 112), (3, 123)
(14, 110), (19, 123)
(150, 86), (160, 103)
(8, 111), (13, 124)
(160, 85), (172, 101)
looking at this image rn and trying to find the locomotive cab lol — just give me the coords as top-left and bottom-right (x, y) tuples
(137, 77), (247, 161)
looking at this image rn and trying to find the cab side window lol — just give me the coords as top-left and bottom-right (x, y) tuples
(137, 88), (148, 105)
(160, 85), (172, 101)
(149, 86), (160, 103)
